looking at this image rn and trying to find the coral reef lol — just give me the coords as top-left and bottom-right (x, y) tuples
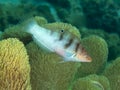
(1, 0), (120, 34)
(103, 57), (120, 90)
(65, 10), (86, 28)
(0, 38), (31, 90)
(72, 74), (110, 90)
(80, 27), (120, 61)
(80, 0), (120, 33)
(106, 33), (120, 60)
(80, 27), (120, 48)
(2, 24), (32, 44)
(77, 35), (108, 77)
(52, 0), (87, 28)
(2, 15), (81, 45)
(1, 16), (48, 44)
(1, 15), (111, 89)
(0, 2), (55, 31)
(26, 42), (80, 90)
(65, 0), (87, 28)
(0, 0), (86, 31)
(1, 0), (120, 90)
(80, 27), (107, 39)
(34, 16), (48, 25)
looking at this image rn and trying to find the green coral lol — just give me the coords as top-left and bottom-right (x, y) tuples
(77, 35), (108, 77)
(23, 17), (82, 90)
(0, 3), (55, 31)
(81, 0), (120, 33)
(34, 16), (48, 25)
(80, 27), (120, 61)
(0, 38), (31, 90)
(2, 16), (47, 44)
(72, 74), (110, 90)
(26, 42), (80, 90)
(1, 15), (113, 90)
(2, 25), (32, 44)
(103, 57), (120, 90)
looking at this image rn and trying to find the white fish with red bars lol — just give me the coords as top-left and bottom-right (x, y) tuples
(25, 20), (92, 63)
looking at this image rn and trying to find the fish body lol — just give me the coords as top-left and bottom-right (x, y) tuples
(25, 20), (92, 62)
(26, 21), (56, 52)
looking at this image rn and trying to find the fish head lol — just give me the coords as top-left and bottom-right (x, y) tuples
(53, 31), (92, 63)
(74, 48), (92, 62)
(74, 53), (92, 62)
(64, 50), (92, 62)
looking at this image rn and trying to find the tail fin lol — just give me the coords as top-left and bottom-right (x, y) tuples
(22, 18), (54, 52)
(22, 19), (38, 34)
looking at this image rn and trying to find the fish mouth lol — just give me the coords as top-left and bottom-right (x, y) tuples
(79, 59), (92, 62)
(76, 53), (92, 62)
(82, 57), (92, 62)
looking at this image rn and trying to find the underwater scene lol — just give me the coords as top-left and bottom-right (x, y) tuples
(0, 0), (120, 90)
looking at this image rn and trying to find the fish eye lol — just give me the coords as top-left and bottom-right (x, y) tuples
(60, 30), (64, 33)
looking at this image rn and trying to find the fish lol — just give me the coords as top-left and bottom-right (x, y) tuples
(25, 20), (92, 62)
